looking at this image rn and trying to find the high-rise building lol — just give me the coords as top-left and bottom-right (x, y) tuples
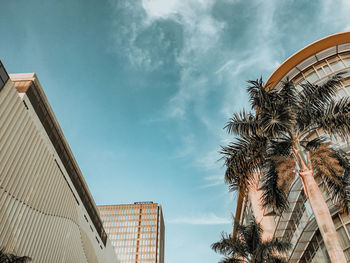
(0, 61), (118, 263)
(98, 202), (165, 263)
(235, 31), (350, 263)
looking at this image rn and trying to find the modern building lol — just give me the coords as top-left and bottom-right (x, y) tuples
(235, 31), (350, 263)
(0, 61), (118, 263)
(98, 202), (165, 263)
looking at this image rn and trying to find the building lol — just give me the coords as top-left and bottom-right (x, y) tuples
(98, 202), (165, 263)
(235, 31), (350, 263)
(0, 61), (118, 263)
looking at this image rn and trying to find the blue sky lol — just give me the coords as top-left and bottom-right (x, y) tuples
(1, 1), (350, 262)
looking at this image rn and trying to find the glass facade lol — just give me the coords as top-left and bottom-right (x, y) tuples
(98, 203), (164, 263)
(299, 214), (350, 263)
(277, 47), (350, 263)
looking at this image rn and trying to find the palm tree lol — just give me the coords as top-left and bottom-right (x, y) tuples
(212, 216), (290, 263)
(0, 248), (31, 262)
(222, 74), (350, 263)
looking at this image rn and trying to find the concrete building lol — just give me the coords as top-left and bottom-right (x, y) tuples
(235, 31), (350, 263)
(0, 61), (118, 263)
(98, 202), (164, 263)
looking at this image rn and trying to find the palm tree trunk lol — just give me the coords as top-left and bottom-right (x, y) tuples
(300, 169), (347, 263)
(248, 178), (276, 241)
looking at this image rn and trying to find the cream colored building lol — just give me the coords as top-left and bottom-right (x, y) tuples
(98, 202), (165, 263)
(235, 32), (350, 263)
(0, 61), (118, 263)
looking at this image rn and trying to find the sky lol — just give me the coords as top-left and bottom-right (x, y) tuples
(1, 0), (350, 262)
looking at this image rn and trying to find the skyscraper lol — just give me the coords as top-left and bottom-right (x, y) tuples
(98, 202), (165, 263)
(235, 31), (350, 263)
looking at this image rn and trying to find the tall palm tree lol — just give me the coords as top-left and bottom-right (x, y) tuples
(0, 248), (31, 263)
(222, 74), (350, 263)
(212, 216), (290, 263)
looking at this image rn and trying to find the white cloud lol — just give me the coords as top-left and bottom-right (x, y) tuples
(159, 0), (224, 119)
(168, 213), (231, 225)
(142, 0), (178, 20)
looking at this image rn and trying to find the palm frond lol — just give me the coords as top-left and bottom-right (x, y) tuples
(273, 156), (297, 193)
(247, 78), (280, 113)
(310, 143), (343, 184)
(212, 217), (290, 263)
(211, 232), (248, 260)
(247, 77), (265, 111)
(300, 74), (341, 104)
(296, 73), (344, 131)
(258, 238), (291, 263)
(266, 256), (288, 263)
(267, 138), (292, 157)
(279, 80), (298, 108)
(261, 158), (290, 214)
(224, 110), (258, 136)
(239, 217), (263, 254)
(315, 97), (350, 140)
(325, 150), (350, 213)
(263, 238), (292, 253)
(317, 72), (345, 100)
(218, 257), (245, 263)
(259, 103), (294, 137)
(221, 135), (267, 190)
(302, 137), (327, 151)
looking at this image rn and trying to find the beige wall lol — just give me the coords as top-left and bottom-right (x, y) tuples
(0, 77), (118, 263)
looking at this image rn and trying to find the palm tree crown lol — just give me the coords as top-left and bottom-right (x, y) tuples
(0, 248), (31, 263)
(222, 73), (350, 213)
(211, 216), (290, 263)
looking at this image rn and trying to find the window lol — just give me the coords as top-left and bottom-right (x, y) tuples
(330, 60), (345, 72)
(305, 70), (318, 83)
(317, 68), (326, 78)
(323, 65), (332, 75)
(300, 231), (330, 263)
(0, 60), (9, 91)
(342, 56), (350, 67)
(337, 88), (347, 98)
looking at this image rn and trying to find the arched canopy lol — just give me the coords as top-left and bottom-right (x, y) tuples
(267, 31), (350, 89)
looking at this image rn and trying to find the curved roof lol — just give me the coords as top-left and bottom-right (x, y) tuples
(266, 31), (350, 89)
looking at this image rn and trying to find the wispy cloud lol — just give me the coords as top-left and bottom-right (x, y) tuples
(109, 0), (183, 70)
(153, 0), (225, 119)
(200, 174), (224, 188)
(196, 149), (222, 171)
(173, 134), (196, 159)
(320, 0), (350, 31)
(168, 213), (231, 225)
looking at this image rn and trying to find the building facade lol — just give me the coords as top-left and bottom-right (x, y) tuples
(98, 202), (165, 263)
(235, 31), (350, 263)
(0, 62), (118, 263)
